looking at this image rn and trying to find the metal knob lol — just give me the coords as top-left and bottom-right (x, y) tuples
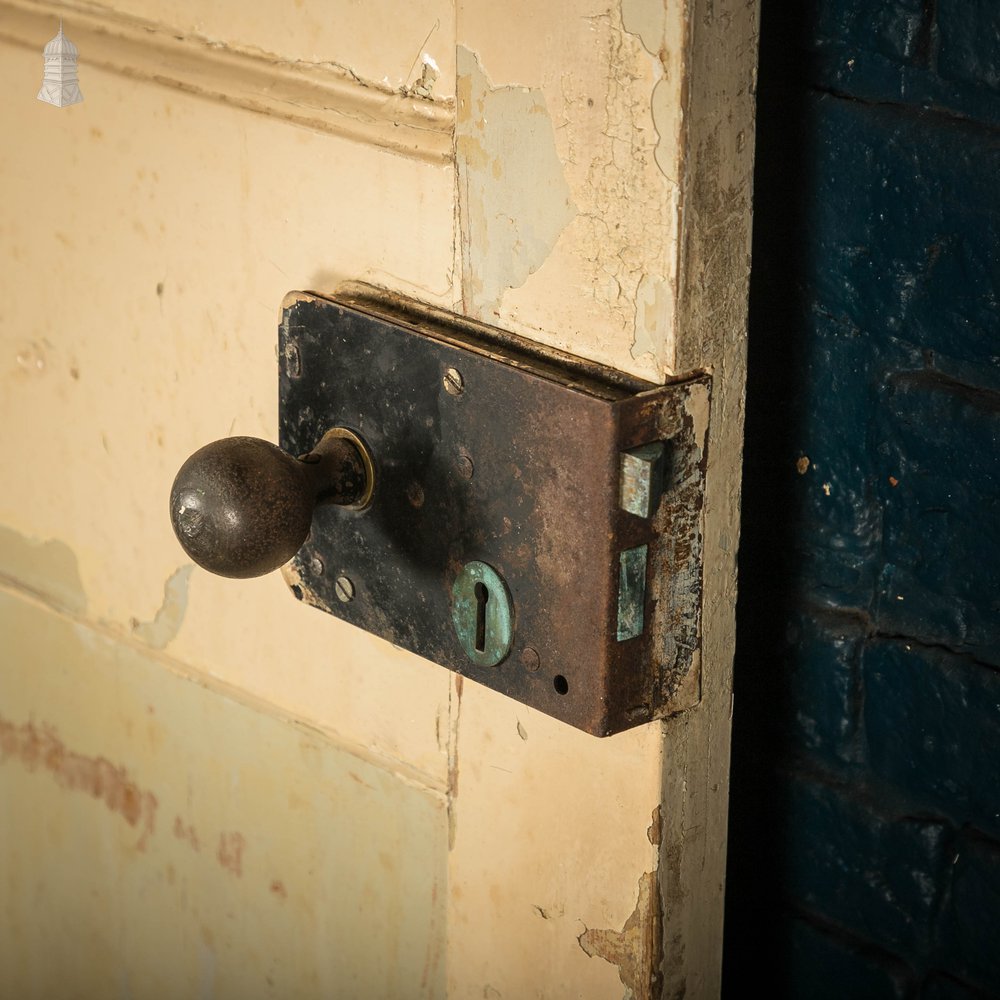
(169, 430), (374, 579)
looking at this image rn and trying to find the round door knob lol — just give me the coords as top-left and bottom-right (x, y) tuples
(169, 430), (374, 579)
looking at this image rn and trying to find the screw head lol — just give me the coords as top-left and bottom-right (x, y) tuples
(309, 555), (325, 577)
(457, 454), (474, 480)
(443, 367), (464, 396)
(520, 647), (540, 672)
(335, 575), (355, 603)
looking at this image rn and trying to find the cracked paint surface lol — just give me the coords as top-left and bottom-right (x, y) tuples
(456, 45), (576, 321)
(454, 5), (689, 381)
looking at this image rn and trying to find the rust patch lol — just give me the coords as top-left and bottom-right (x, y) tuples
(217, 831), (246, 876)
(579, 871), (663, 1000)
(172, 814), (201, 851)
(269, 879), (288, 900)
(0, 715), (157, 849)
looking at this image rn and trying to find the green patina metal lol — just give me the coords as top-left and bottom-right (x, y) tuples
(451, 561), (513, 668)
(617, 545), (648, 642)
(620, 442), (666, 519)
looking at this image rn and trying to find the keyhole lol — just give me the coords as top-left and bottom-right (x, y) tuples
(474, 581), (489, 653)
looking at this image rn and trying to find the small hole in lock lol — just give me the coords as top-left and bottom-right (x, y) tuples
(474, 581), (489, 653)
(291, 585), (304, 601)
(553, 675), (569, 695)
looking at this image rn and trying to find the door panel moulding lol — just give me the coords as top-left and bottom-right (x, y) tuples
(0, 572), (449, 799)
(0, 0), (455, 163)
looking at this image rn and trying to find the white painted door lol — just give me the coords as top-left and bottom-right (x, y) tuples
(0, 1), (757, 996)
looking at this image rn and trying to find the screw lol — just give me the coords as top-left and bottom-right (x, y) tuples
(443, 367), (464, 396)
(335, 575), (355, 603)
(457, 454), (474, 479)
(520, 647), (540, 672)
(309, 555), (325, 577)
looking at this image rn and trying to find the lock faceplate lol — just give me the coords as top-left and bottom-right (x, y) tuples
(279, 284), (709, 737)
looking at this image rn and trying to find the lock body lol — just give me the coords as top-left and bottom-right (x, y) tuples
(279, 285), (709, 736)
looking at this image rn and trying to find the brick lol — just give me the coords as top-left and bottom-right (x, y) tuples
(791, 1), (1000, 130)
(803, 99), (1000, 380)
(938, 0), (1000, 92)
(783, 916), (914, 1000)
(761, 97), (1000, 617)
(863, 642), (1000, 838)
(921, 974), (994, 1000)
(780, 611), (863, 766)
(808, 0), (928, 64)
(873, 372), (1000, 664)
(791, 310), (894, 610)
(937, 833), (1000, 991)
(782, 771), (949, 957)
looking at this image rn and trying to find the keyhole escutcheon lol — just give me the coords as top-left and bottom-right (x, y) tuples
(451, 561), (513, 667)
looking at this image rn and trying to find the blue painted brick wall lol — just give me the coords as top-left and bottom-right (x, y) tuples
(725, 1), (1000, 996)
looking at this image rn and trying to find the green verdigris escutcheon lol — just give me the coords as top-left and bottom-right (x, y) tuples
(451, 560), (514, 667)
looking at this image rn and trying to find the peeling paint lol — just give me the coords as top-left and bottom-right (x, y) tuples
(579, 870), (664, 1000)
(622, 0), (683, 181)
(527, 6), (684, 377)
(456, 46), (576, 320)
(405, 52), (440, 99)
(632, 273), (671, 360)
(0, 525), (87, 616)
(0, 715), (157, 850)
(647, 805), (663, 847)
(130, 564), (193, 649)
(684, 381), (711, 461)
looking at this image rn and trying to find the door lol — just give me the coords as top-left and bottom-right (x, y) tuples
(0, 2), (757, 996)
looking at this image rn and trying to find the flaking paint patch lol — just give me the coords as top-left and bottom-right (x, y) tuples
(541, 7), (683, 377)
(0, 525), (86, 615)
(0, 715), (158, 850)
(621, 0), (685, 181)
(579, 870), (664, 1000)
(684, 381), (711, 461)
(456, 46), (576, 319)
(632, 273), (671, 360)
(647, 805), (663, 847)
(130, 565), (193, 649)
